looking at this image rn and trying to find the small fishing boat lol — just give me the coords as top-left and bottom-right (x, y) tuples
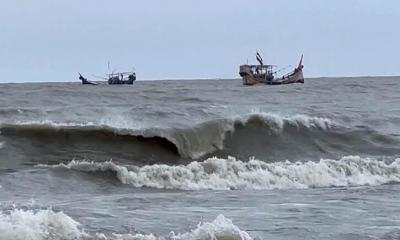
(79, 70), (136, 85)
(239, 53), (304, 85)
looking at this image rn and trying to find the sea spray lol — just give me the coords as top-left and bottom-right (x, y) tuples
(109, 214), (253, 240)
(0, 208), (86, 240)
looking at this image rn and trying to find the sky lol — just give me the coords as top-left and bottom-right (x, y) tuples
(0, 0), (399, 82)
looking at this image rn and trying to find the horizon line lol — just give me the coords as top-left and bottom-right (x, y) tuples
(1, 75), (400, 84)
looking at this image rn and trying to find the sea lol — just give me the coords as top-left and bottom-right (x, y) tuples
(0, 77), (400, 240)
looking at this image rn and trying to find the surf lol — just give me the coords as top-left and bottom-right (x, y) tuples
(0, 207), (252, 240)
(38, 155), (400, 191)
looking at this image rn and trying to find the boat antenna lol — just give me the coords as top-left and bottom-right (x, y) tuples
(107, 61), (110, 71)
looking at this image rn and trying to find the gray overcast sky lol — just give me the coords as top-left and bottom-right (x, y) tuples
(1, 0), (399, 82)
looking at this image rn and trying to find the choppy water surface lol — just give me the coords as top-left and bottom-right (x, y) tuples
(1, 77), (400, 239)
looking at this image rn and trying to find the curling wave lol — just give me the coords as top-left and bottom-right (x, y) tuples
(1, 113), (398, 161)
(39, 155), (400, 190)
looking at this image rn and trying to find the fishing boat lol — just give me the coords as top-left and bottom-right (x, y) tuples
(106, 71), (136, 84)
(79, 70), (136, 85)
(239, 53), (304, 85)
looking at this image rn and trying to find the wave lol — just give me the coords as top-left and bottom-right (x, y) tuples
(107, 214), (253, 240)
(0, 208), (86, 240)
(0, 209), (252, 240)
(1, 113), (398, 161)
(39, 155), (400, 190)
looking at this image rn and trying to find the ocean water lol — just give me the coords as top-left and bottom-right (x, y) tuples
(0, 77), (400, 240)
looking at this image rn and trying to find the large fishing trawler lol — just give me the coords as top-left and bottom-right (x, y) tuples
(239, 53), (304, 85)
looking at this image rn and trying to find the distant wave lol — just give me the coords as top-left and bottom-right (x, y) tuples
(0, 208), (86, 240)
(0, 208), (252, 240)
(39, 155), (400, 190)
(1, 113), (399, 160)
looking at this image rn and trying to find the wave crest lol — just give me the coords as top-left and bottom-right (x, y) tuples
(40, 156), (400, 190)
(236, 113), (334, 131)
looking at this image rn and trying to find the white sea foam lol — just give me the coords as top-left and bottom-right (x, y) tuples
(104, 214), (252, 240)
(0, 209), (251, 240)
(0, 141), (4, 149)
(285, 114), (334, 130)
(41, 155), (400, 191)
(13, 119), (98, 128)
(0, 209), (86, 240)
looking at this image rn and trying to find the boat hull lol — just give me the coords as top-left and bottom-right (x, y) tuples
(107, 80), (135, 85)
(240, 70), (304, 86)
(107, 75), (136, 85)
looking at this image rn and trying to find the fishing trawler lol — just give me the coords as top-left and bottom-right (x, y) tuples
(79, 69), (136, 85)
(239, 53), (304, 85)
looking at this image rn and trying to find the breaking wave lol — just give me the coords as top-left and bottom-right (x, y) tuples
(0, 209), (252, 240)
(105, 214), (252, 240)
(39, 155), (400, 190)
(0, 114), (334, 157)
(1, 113), (398, 160)
(0, 208), (86, 240)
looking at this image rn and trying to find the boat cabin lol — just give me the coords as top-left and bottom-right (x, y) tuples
(107, 72), (136, 85)
(239, 64), (275, 85)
